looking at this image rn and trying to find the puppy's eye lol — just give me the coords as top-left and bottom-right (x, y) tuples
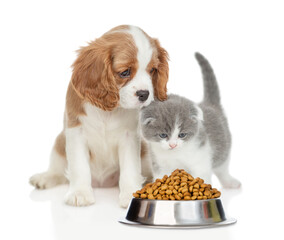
(178, 133), (187, 138)
(119, 69), (131, 78)
(159, 133), (168, 139)
(150, 68), (156, 74)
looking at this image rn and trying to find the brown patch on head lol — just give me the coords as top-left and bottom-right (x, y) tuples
(138, 28), (169, 101)
(108, 32), (138, 88)
(149, 39), (169, 101)
(108, 25), (129, 32)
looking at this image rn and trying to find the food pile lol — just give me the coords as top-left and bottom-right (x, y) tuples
(133, 169), (221, 200)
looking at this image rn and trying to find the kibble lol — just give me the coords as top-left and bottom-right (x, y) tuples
(133, 169), (221, 200)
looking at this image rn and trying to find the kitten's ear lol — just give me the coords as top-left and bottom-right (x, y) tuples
(191, 106), (204, 122)
(143, 117), (156, 125)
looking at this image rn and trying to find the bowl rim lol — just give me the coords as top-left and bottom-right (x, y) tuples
(129, 197), (221, 202)
(119, 217), (237, 229)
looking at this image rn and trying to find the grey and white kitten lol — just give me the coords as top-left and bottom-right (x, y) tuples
(140, 53), (241, 188)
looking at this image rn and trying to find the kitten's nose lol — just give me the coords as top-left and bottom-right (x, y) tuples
(136, 90), (149, 102)
(169, 143), (177, 149)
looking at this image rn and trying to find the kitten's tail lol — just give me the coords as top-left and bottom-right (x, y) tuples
(195, 52), (221, 106)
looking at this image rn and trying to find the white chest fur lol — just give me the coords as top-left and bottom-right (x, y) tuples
(150, 137), (212, 182)
(79, 103), (139, 184)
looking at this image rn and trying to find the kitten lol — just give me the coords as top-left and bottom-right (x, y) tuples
(140, 53), (241, 188)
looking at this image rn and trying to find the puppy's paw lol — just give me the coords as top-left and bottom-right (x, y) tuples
(119, 177), (144, 208)
(119, 191), (133, 208)
(29, 172), (67, 189)
(223, 177), (241, 189)
(64, 188), (95, 207)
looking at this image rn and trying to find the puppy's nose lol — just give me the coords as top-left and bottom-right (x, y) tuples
(136, 90), (149, 102)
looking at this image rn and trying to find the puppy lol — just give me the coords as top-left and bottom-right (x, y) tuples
(29, 25), (169, 207)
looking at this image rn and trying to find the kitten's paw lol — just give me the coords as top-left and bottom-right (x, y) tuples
(222, 177), (241, 189)
(64, 188), (95, 207)
(29, 172), (67, 189)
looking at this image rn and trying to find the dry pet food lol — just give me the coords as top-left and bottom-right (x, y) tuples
(133, 169), (221, 200)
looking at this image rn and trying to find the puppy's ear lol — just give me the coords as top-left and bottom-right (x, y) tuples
(71, 38), (119, 111)
(152, 39), (169, 101)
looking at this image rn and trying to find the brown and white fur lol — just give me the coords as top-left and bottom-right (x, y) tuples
(29, 25), (169, 207)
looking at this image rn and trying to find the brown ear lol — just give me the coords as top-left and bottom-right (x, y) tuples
(71, 39), (119, 111)
(152, 39), (169, 101)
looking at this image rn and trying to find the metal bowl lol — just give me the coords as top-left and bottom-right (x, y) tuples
(119, 198), (236, 228)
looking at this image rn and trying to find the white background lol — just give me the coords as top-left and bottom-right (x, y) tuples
(1, 0), (283, 239)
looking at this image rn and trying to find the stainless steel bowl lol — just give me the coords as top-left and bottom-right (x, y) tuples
(119, 198), (236, 228)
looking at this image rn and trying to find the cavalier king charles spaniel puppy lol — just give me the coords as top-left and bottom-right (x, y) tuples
(30, 25), (169, 207)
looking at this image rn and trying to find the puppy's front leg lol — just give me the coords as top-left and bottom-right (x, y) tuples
(118, 131), (144, 208)
(64, 127), (95, 206)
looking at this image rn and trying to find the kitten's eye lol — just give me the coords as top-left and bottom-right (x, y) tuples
(178, 133), (187, 138)
(159, 133), (168, 139)
(119, 69), (131, 78)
